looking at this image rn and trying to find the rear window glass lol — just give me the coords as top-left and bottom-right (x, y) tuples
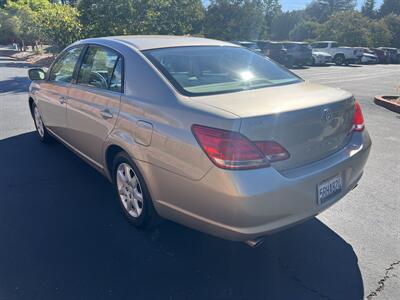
(143, 46), (302, 96)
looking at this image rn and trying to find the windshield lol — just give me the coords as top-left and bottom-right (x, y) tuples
(143, 46), (302, 96)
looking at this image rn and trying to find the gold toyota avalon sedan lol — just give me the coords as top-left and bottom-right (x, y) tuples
(28, 36), (371, 246)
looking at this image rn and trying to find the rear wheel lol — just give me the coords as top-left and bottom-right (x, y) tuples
(285, 56), (293, 68)
(32, 103), (51, 142)
(112, 152), (159, 228)
(334, 54), (345, 66)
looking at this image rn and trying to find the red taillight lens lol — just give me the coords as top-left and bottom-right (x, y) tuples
(353, 101), (365, 131)
(192, 125), (268, 170)
(192, 125), (290, 170)
(254, 141), (290, 162)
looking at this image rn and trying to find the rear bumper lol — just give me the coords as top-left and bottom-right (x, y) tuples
(146, 130), (371, 241)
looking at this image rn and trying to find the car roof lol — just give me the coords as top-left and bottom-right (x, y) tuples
(80, 35), (238, 51)
(282, 41), (309, 45)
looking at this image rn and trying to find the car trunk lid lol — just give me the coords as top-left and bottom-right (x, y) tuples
(193, 82), (355, 171)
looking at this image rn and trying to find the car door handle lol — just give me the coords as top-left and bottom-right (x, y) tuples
(59, 96), (67, 104)
(100, 108), (113, 119)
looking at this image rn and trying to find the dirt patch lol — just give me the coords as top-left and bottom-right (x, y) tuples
(374, 95), (400, 113)
(0, 50), (55, 67)
(26, 53), (55, 68)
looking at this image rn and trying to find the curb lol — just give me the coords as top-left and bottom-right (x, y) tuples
(374, 96), (400, 114)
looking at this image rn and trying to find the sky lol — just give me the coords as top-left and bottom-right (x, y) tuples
(203, 0), (385, 11)
(280, 0), (384, 11)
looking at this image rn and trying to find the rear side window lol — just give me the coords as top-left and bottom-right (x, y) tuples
(284, 43), (295, 49)
(49, 46), (82, 83)
(312, 43), (328, 48)
(77, 46), (122, 92)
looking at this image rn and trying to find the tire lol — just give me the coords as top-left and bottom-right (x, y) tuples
(285, 56), (293, 68)
(334, 54), (345, 66)
(112, 152), (159, 229)
(31, 102), (52, 143)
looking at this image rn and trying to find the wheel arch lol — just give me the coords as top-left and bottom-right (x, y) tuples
(28, 97), (35, 116)
(334, 52), (345, 58)
(105, 144), (126, 182)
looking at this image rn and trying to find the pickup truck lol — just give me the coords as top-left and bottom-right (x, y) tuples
(311, 41), (363, 65)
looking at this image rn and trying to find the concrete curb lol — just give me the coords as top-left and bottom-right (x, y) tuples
(374, 95), (400, 114)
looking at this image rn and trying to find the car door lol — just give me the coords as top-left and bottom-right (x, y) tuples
(65, 45), (123, 166)
(35, 46), (84, 137)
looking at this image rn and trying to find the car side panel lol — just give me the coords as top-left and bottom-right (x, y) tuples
(33, 81), (69, 137)
(66, 86), (121, 165)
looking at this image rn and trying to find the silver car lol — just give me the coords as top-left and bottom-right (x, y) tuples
(28, 36), (371, 245)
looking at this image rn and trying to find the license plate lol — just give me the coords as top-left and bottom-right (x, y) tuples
(317, 174), (342, 204)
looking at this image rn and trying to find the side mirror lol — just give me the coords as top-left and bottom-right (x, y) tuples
(28, 68), (46, 81)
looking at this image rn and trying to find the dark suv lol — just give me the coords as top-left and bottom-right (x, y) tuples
(254, 40), (288, 65)
(379, 47), (400, 64)
(280, 42), (313, 67)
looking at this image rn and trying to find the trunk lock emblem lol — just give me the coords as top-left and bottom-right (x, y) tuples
(322, 108), (333, 122)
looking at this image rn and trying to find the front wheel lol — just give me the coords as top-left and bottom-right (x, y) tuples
(112, 152), (159, 228)
(334, 54), (345, 66)
(32, 103), (52, 142)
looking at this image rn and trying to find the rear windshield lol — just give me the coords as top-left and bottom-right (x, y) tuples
(143, 46), (302, 96)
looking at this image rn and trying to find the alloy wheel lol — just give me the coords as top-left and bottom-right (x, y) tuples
(34, 106), (45, 138)
(116, 163), (143, 218)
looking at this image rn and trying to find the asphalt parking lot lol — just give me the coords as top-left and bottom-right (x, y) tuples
(0, 55), (399, 300)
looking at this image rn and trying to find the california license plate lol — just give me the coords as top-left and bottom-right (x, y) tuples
(317, 174), (342, 204)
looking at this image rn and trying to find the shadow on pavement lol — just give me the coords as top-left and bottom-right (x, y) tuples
(0, 76), (30, 94)
(0, 132), (364, 300)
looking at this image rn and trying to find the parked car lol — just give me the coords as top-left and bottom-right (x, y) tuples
(254, 40), (288, 65)
(28, 36), (371, 245)
(311, 41), (363, 65)
(231, 41), (263, 55)
(378, 47), (400, 64)
(361, 48), (378, 64)
(279, 42), (313, 67)
(371, 48), (388, 64)
(311, 51), (332, 65)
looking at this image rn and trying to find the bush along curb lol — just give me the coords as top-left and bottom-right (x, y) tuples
(374, 96), (400, 114)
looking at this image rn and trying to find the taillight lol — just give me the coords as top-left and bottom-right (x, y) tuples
(254, 141), (290, 162)
(191, 125), (289, 170)
(352, 101), (365, 131)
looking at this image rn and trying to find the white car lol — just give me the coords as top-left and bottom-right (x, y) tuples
(312, 51), (332, 65)
(361, 52), (378, 64)
(311, 41), (363, 65)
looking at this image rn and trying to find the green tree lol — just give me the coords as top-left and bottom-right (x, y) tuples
(262, 0), (281, 37)
(204, 0), (266, 41)
(305, 0), (356, 22)
(368, 20), (392, 47)
(78, 0), (204, 37)
(270, 10), (304, 40)
(289, 20), (321, 41)
(0, 12), (21, 43)
(36, 3), (82, 50)
(1, 0), (45, 48)
(7, 0), (50, 11)
(78, 0), (138, 37)
(380, 0), (400, 16)
(319, 11), (371, 46)
(142, 0), (205, 35)
(383, 13), (400, 47)
(361, 0), (377, 18)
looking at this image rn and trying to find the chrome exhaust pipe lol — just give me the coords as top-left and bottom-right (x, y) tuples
(245, 237), (265, 248)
